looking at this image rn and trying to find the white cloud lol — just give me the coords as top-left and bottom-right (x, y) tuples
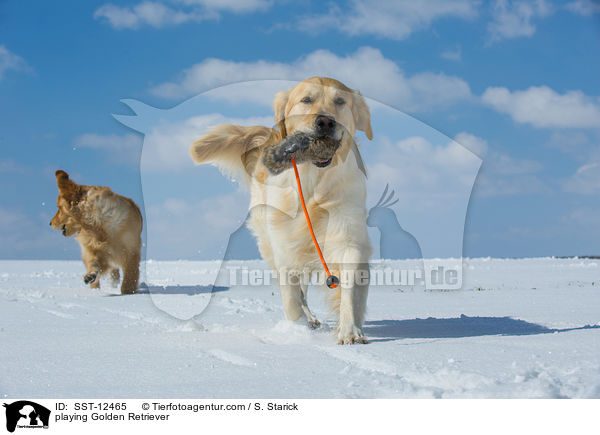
(296, 0), (479, 40)
(0, 45), (29, 81)
(566, 0), (600, 15)
(487, 0), (552, 42)
(366, 135), (481, 210)
(453, 132), (488, 157)
(563, 162), (600, 194)
(202, 80), (298, 108)
(150, 58), (295, 100)
(94, 0), (271, 29)
(545, 132), (600, 194)
(94, 2), (206, 29)
(145, 189), (249, 259)
(363, 133), (482, 258)
(441, 45), (462, 61)
(456, 132), (541, 175)
(75, 133), (142, 165)
(140, 113), (272, 172)
(481, 85), (600, 129)
(176, 0), (272, 13)
(547, 132), (600, 177)
(453, 131), (546, 196)
(150, 47), (473, 112)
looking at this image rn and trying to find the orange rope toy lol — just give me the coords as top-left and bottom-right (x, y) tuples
(291, 157), (340, 289)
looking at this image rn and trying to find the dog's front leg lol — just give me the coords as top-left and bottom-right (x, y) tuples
(81, 248), (106, 289)
(83, 263), (102, 289)
(337, 250), (369, 344)
(280, 281), (320, 328)
(280, 283), (304, 321)
(299, 281), (320, 329)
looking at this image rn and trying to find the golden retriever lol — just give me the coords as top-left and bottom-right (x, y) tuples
(190, 77), (373, 343)
(50, 170), (143, 294)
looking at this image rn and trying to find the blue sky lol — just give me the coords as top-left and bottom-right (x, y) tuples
(0, 0), (599, 260)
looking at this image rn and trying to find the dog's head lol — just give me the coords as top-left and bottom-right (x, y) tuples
(50, 170), (84, 237)
(273, 77), (373, 167)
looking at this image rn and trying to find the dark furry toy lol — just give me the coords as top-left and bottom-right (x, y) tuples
(262, 132), (341, 175)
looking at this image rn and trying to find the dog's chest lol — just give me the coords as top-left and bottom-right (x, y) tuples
(248, 157), (369, 267)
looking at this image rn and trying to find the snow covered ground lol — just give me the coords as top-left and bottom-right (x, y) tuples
(1, 258), (599, 399)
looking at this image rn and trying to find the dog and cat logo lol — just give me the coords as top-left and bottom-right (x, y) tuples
(3, 401), (50, 432)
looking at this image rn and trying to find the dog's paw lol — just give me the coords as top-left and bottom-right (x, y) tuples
(308, 318), (321, 330)
(337, 326), (368, 345)
(338, 335), (368, 345)
(83, 272), (97, 285)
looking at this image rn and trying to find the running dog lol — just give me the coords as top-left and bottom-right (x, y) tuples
(50, 170), (142, 294)
(190, 77), (373, 343)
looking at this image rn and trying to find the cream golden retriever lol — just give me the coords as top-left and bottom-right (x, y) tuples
(190, 77), (373, 343)
(50, 170), (143, 294)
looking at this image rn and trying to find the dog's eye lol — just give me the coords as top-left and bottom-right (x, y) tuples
(301, 96), (313, 104)
(334, 97), (346, 106)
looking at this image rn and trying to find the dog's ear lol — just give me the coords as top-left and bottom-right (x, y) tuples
(352, 91), (373, 140)
(55, 170), (74, 191)
(55, 170), (82, 204)
(55, 170), (69, 183)
(273, 89), (291, 138)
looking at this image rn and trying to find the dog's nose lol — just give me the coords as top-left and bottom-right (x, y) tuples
(315, 115), (336, 137)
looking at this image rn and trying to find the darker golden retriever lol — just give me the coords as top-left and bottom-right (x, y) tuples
(50, 170), (142, 294)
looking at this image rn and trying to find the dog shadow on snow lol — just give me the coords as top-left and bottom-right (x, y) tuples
(103, 284), (229, 296)
(363, 315), (600, 343)
(138, 285), (229, 295)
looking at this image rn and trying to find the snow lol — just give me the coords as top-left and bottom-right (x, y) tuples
(1, 258), (599, 398)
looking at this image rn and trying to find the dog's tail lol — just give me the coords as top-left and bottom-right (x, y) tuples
(190, 125), (280, 184)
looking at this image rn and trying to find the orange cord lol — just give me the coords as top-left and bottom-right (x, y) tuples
(291, 157), (339, 288)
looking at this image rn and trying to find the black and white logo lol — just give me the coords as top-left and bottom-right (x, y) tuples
(3, 401), (50, 433)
